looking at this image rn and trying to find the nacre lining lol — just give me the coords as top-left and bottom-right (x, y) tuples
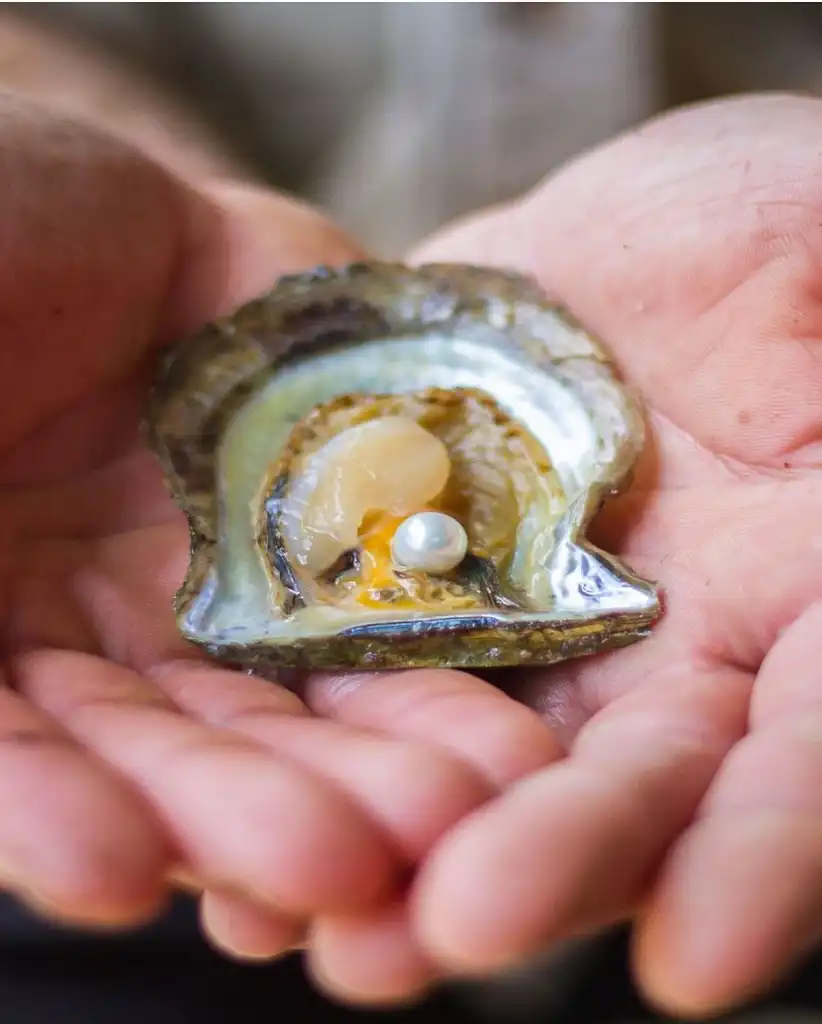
(194, 330), (649, 645)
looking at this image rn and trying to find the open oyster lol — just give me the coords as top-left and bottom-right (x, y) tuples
(146, 262), (661, 673)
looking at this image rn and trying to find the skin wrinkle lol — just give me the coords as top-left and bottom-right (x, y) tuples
(202, 704), (311, 732)
(525, 680), (590, 753)
(7, 651), (177, 717)
(648, 411), (756, 488)
(0, 728), (74, 747)
(664, 274), (812, 464)
(6, 545), (96, 660)
(149, 660), (310, 723)
(0, 368), (152, 487)
(0, 453), (169, 541)
(575, 707), (748, 774)
(657, 344), (810, 477)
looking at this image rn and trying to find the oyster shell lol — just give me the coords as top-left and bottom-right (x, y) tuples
(146, 261), (661, 673)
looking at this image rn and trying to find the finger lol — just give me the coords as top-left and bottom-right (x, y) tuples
(0, 96), (365, 476)
(158, 663), (492, 861)
(0, 180), (366, 486)
(18, 649), (398, 916)
(53, 520), (560, 790)
(10, 522), (197, 668)
(200, 888), (306, 962)
(0, 94), (183, 452)
(306, 669), (561, 789)
(411, 665), (751, 973)
(635, 600), (822, 1017)
(19, 525), (495, 874)
(0, 684), (169, 925)
(159, 664), (497, 999)
(309, 901), (436, 1007)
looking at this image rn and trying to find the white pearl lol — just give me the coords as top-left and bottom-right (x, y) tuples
(390, 512), (468, 574)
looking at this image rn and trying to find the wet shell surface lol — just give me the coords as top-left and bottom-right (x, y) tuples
(146, 262), (662, 673)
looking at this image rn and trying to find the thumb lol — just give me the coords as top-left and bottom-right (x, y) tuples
(0, 93), (365, 452)
(164, 181), (367, 339)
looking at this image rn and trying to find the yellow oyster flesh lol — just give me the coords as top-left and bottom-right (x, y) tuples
(279, 415), (450, 577)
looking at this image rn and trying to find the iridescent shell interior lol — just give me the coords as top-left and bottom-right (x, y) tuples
(146, 262), (662, 672)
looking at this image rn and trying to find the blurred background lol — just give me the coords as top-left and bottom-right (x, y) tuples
(3, 3), (820, 253)
(0, 2), (820, 1023)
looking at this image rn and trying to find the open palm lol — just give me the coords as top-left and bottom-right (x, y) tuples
(401, 93), (822, 1016)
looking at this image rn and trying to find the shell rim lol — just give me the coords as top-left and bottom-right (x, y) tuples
(145, 260), (662, 672)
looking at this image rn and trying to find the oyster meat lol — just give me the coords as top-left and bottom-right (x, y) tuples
(146, 261), (662, 673)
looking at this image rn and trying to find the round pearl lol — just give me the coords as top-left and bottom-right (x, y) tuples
(390, 512), (468, 574)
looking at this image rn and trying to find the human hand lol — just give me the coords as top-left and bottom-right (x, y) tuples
(386, 93), (822, 1017)
(0, 95), (558, 999)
